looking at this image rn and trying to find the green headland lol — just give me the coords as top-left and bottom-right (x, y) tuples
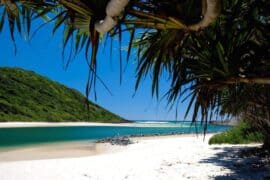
(0, 67), (125, 123)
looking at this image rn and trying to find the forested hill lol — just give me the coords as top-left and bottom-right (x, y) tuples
(0, 67), (126, 123)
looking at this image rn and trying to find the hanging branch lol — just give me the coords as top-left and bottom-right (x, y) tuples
(188, 0), (221, 31)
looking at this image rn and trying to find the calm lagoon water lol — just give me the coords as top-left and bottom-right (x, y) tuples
(0, 122), (230, 148)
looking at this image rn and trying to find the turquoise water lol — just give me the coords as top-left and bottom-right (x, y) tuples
(0, 122), (230, 148)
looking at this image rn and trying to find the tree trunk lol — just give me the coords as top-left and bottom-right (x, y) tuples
(263, 133), (270, 150)
(128, 0), (221, 31)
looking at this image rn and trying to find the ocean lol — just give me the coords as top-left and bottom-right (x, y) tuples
(0, 122), (230, 148)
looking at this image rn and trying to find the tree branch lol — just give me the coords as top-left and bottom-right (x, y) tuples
(188, 0), (221, 31)
(224, 77), (270, 85)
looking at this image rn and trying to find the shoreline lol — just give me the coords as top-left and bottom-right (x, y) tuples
(0, 121), (231, 128)
(0, 133), (213, 162)
(0, 122), (229, 159)
(0, 121), (195, 128)
(0, 122), (136, 128)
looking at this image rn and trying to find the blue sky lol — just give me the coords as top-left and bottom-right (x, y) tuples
(0, 20), (191, 121)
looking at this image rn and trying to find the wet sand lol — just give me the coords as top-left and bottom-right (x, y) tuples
(0, 141), (114, 162)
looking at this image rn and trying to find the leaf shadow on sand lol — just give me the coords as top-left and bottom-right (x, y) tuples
(199, 146), (270, 180)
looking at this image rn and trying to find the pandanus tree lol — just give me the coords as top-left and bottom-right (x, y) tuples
(220, 85), (270, 149)
(0, 0), (270, 148)
(0, 0), (223, 100)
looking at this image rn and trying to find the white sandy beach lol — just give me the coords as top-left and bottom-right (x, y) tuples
(0, 122), (135, 127)
(0, 122), (187, 128)
(0, 134), (269, 180)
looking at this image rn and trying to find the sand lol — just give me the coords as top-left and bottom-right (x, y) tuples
(0, 141), (114, 162)
(0, 122), (134, 127)
(0, 134), (269, 180)
(0, 122), (186, 128)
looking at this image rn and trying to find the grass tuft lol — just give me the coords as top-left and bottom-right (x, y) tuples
(209, 121), (264, 145)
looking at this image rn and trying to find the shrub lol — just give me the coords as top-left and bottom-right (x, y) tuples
(209, 121), (264, 145)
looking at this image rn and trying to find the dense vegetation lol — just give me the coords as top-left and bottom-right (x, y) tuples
(0, 68), (125, 123)
(209, 121), (263, 145)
